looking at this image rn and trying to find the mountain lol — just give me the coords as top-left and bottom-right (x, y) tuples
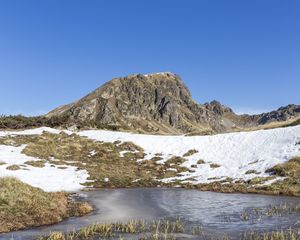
(47, 72), (300, 134)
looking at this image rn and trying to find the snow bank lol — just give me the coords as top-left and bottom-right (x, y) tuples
(0, 125), (299, 190)
(0, 144), (88, 192)
(0, 127), (63, 137)
(79, 125), (300, 183)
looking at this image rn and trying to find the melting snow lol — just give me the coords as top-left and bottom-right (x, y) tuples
(0, 144), (89, 192)
(0, 125), (299, 191)
(79, 125), (300, 184)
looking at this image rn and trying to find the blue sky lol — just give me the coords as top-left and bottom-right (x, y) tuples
(0, 0), (299, 116)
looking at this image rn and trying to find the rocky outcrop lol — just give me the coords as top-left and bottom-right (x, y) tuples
(256, 104), (300, 124)
(47, 72), (300, 134)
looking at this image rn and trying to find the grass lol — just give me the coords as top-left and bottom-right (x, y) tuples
(242, 228), (300, 240)
(38, 218), (185, 240)
(195, 157), (300, 196)
(6, 164), (21, 170)
(245, 170), (260, 175)
(37, 217), (300, 240)
(182, 149), (198, 157)
(0, 114), (122, 131)
(233, 117), (300, 134)
(267, 157), (300, 177)
(240, 203), (300, 223)
(259, 157), (300, 196)
(0, 131), (299, 196)
(0, 132), (188, 188)
(24, 160), (47, 168)
(0, 114), (70, 130)
(0, 177), (92, 233)
(209, 163), (221, 169)
(197, 159), (205, 164)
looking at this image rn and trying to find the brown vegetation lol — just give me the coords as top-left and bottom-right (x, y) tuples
(0, 177), (92, 233)
(0, 115), (70, 130)
(0, 132), (189, 188)
(6, 164), (21, 171)
(183, 149), (198, 157)
(209, 163), (221, 169)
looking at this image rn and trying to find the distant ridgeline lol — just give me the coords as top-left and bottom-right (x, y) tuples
(1, 73), (300, 134)
(0, 115), (67, 129)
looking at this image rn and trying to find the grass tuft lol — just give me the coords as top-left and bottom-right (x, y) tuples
(6, 164), (21, 171)
(0, 177), (92, 233)
(183, 149), (198, 157)
(210, 163), (221, 169)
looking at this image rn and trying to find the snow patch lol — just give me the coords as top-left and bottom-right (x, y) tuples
(79, 125), (300, 184)
(1, 125), (299, 190)
(0, 127), (71, 137)
(0, 144), (89, 192)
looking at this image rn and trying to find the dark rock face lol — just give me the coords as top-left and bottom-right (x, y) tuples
(257, 105), (300, 125)
(47, 72), (300, 134)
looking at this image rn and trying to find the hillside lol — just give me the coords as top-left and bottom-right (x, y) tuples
(0, 125), (299, 195)
(46, 72), (300, 134)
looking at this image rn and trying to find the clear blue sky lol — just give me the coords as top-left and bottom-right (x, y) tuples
(0, 0), (299, 116)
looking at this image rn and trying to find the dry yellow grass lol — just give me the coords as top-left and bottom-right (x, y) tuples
(0, 131), (299, 196)
(0, 177), (92, 233)
(194, 157), (300, 196)
(6, 164), (21, 170)
(234, 117), (300, 133)
(4, 132), (188, 188)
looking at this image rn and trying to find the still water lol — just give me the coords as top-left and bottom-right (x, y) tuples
(1, 188), (299, 239)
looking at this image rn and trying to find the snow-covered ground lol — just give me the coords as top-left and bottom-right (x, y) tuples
(0, 125), (299, 191)
(0, 127), (62, 137)
(79, 125), (300, 184)
(0, 128), (88, 192)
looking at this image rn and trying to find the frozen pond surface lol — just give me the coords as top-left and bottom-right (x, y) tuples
(1, 188), (300, 239)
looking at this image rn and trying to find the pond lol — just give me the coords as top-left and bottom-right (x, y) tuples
(1, 188), (300, 240)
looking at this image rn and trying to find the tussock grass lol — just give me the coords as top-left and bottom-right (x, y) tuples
(0, 177), (68, 233)
(38, 217), (300, 240)
(245, 170), (260, 175)
(1, 131), (299, 196)
(259, 157), (300, 196)
(267, 157), (300, 177)
(242, 227), (300, 240)
(196, 158), (300, 196)
(182, 149), (198, 157)
(24, 160), (47, 168)
(240, 203), (300, 222)
(210, 163), (221, 169)
(38, 218), (184, 240)
(165, 156), (186, 165)
(197, 159), (205, 164)
(6, 164), (21, 170)
(0, 132), (188, 188)
(0, 177), (92, 233)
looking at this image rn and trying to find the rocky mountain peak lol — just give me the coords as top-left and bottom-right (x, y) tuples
(47, 73), (300, 134)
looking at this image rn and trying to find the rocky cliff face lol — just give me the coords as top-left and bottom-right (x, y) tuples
(256, 104), (300, 124)
(47, 72), (300, 134)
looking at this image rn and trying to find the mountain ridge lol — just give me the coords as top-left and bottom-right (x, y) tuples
(47, 72), (300, 134)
